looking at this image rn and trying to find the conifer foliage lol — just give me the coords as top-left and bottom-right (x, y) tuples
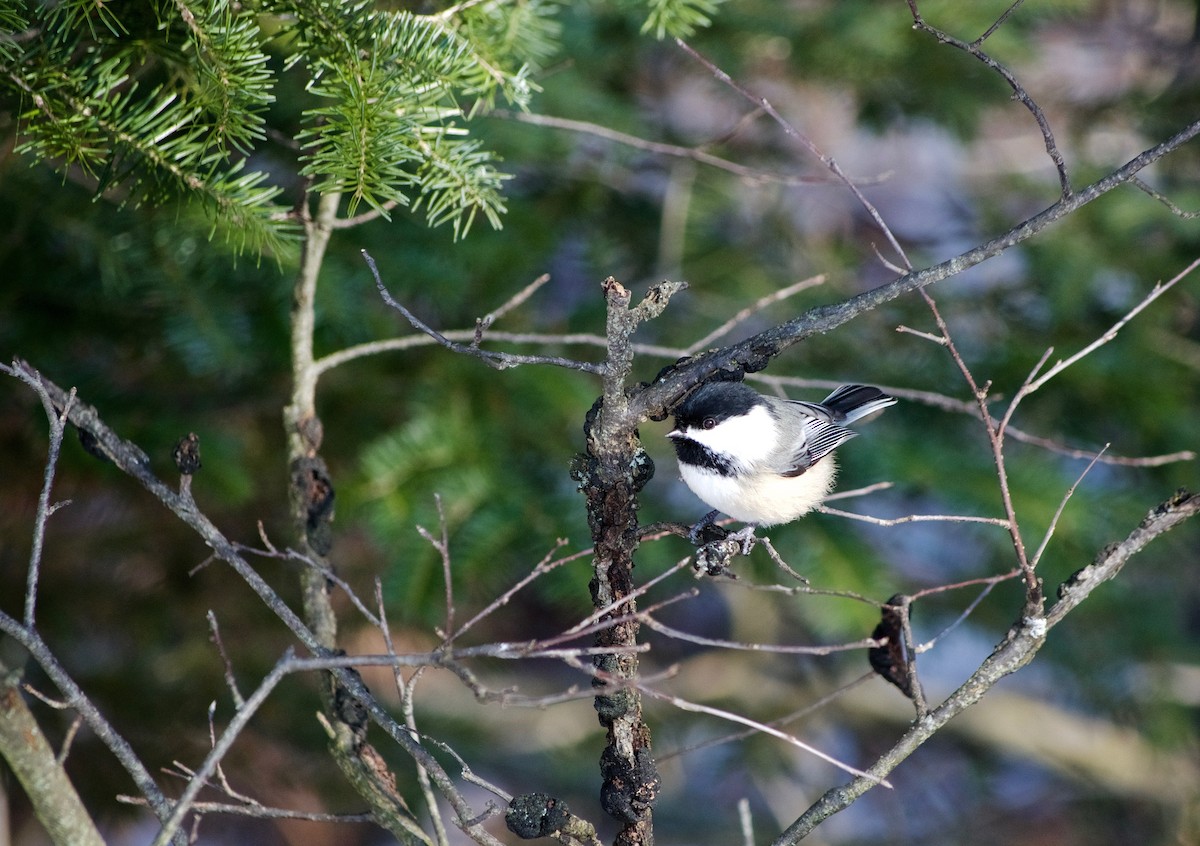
(0, 0), (584, 250)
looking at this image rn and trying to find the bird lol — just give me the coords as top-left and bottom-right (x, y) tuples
(667, 381), (896, 544)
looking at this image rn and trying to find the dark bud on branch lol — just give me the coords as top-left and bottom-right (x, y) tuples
(172, 432), (202, 476)
(868, 595), (917, 700)
(506, 793), (571, 839)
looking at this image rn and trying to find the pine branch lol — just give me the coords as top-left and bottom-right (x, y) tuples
(3, 0), (292, 255)
(289, 6), (528, 226)
(641, 0), (725, 39)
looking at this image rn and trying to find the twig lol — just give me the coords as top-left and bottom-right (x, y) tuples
(757, 536), (809, 583)
(118, 796), (375, 824)
(443, 540), (585, 646)
(488, 110), (870, 187)
(474, 273), (551, 345)
(417, 494), (456, 640)
(674, 38), (911, 271)
(401, 666), (449, 846)
(312, 330), (685, 377)
(906, 1), (1071, 198)
(1131, 176), (1200, 218)
(206, 611), (245, 710)
(818, 506), (1011, 528)
(685, 275), (826, 354)
(914, 576), (1015, 654)
(637, 683), (891, 787)
(1005, 426), (1194, 466)
(364, 250), (604, 375)
(24, 385), (74, 628)
(919, 291), (1038, 603)
(1030, 446), (1106, 568)
(562, 558), (693, 636)
(1022, 256), (1200, 395)
(738, 798), (754, 846)
(974, 0), (1026, 45)
(658, 673), (876, 763)
(642, 616), (877, 655)
(56, 714), (84, 766)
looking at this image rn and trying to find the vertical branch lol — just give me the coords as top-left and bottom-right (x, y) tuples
(282, 193), (431, 843)
(24, 387), (74, 628)
(919, 291), (1041, 610)
(572, 277), (685, 846)
(286, 190), (342, 650)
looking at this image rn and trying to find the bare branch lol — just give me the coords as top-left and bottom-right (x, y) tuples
(818, 506), (1011, 528)
(1022, 256), (1200, 395)
(443, 540), (586, 646)
(642, 616), (878, 656)
(364, 250), (605, 375)
(416, 494), (456, 640)
(658, 673), (876, 763)
(1130, 176), (1200, 219)
(206, 611), (245, 710)
(674, 38), (911, 271)
(685, 275), (826, 354)
(773, 490), (1200, 844)
(906, 1), (1071, 197)
(24, 385), (74, 628)
(636, 683), (891, 787)
(475, 273), (551, 343)
(1030, 446), (1106, 568)
(488, 110), (877, 187)
(918, 291), (1038, 603)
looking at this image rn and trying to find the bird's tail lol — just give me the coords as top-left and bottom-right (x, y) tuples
(821, 385), (897, 424)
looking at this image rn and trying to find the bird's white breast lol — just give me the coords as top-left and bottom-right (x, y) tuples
(678, 456), (838, 526)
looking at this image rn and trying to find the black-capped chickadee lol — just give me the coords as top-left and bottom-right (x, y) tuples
(668, 382), (896, 535)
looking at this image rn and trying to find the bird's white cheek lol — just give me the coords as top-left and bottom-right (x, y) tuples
(688, 405), (780, 465)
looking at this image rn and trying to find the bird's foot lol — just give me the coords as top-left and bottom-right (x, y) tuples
(687, 509), (723, 545)
(691, 523), (761, 578)
(726, 525), (759, 556)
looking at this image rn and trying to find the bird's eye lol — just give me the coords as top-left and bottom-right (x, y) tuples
(701, 417), (716, 430)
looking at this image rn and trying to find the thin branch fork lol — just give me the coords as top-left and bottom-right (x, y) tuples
(673, 38), (911, 272)
(363, 249), (605, 375)
(906, 0), (1071, 197)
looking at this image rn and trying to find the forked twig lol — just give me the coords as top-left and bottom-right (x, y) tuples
(674, 39), (911, 272)
(364, 250), (604, 375)
(906, 1), (1071, 198)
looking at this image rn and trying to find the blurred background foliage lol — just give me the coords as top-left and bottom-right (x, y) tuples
(2, 1), (1199, 844)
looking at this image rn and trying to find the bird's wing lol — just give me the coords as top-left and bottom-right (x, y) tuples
(779, 402), (859, 477)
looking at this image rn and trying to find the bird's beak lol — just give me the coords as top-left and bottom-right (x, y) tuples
(667, 429), (683, 439)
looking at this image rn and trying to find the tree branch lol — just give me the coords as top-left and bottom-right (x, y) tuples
(0, 657), (106, 846)
(634, 117), (1200, 422)
(2, 360), (506, 846)
(772, 489), (1200, 844)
